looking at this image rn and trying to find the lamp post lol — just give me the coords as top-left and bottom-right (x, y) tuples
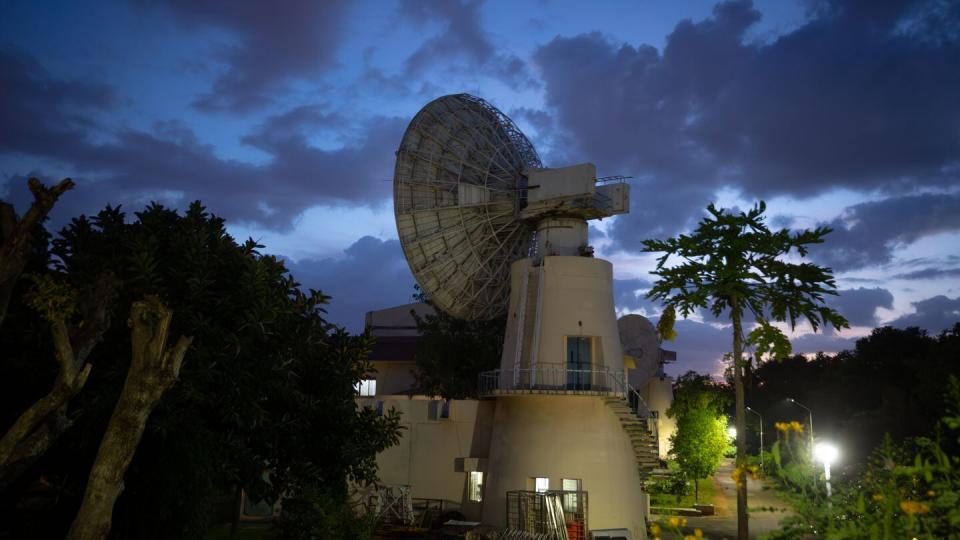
(746, 406), (763, 469)
(787, 397), (814, 454)
(814, 442), (839, 503)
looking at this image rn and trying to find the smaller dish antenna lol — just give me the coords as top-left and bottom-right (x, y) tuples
(618, 314), (662, 383)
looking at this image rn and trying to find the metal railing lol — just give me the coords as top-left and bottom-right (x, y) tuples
(480, 364), (654, 417)
(481, 364), (621, 396)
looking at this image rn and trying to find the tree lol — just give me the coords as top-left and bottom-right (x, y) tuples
(411, 287), (505, 399)
(0, 273), (116, 489)
(670, 408), (729, 502)
(0, 202), (401, 539)
(68, 295), (192, 540)
(643, 201), (848, 539)
(668, 372), (731, 502)
(0, 178), (74, 327)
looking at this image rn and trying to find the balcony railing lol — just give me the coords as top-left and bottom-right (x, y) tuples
(478, 363), (653, 418)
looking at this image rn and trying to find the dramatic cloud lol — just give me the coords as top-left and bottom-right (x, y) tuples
(533, 0), (960, 252)
(892, 267), (960, 280)
(889, 295), (960, 333)
(286, 236), (416, 332)
(613, 278), (657, 314)
(660, 318), (734, 377)
(150, 0), (351, 112)
(0, 47), (114, 159)
(399, 0), (536, 88)
(826, 287), (894, 327)
(812, 193), (960, 271)
(1, 47), (405, 228)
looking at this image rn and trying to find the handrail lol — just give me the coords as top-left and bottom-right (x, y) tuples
(479, 365), (656, 421)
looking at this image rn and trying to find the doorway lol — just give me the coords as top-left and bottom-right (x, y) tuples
(566, 336), (592, 389)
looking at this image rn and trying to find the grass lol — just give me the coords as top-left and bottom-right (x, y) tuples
(650, 478), (717, 509)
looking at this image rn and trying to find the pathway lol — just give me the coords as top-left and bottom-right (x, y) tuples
(678, 459), (794, 539)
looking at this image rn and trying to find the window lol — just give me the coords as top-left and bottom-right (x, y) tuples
(534, 477), (550, 493)
(468, 471), (484, 502)
(562, 478), (581, 512)
(355, 379), (376, 396)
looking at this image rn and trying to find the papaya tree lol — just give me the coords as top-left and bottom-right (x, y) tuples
(642, 201), (848, 539)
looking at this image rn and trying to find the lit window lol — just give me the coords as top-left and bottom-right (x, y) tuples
(535, 477), (549, 493)
(356, 379), (376, 396)
(562, 478), (581, 512)
(468, 471), (484, 502)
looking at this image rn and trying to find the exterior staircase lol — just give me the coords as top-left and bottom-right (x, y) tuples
(604, 396), (660, 481)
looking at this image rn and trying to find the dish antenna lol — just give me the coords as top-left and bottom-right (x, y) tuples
(394, 93), (628, 320)
(618, 314), (662, 384)
(393, 94), (541, 320)
(393, 94), (646, 533)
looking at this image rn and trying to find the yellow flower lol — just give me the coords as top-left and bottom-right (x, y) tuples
(695, 529), (704, 538)
(650, 523), (661, 535)
(668, 516), (680, 527)
(684, 536), (696, 540)
(872, 493), (884, 502)
(775, 422), (789, 432)
(680, 517), (688, 527)
(790, 420), (804, 433)
(900, 501), (931, 516)
(927, 490), (936, 498)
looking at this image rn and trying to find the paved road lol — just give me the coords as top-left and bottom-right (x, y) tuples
(679, 459), (794, 540)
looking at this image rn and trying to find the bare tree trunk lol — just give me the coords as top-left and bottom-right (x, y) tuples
(0, 320), (90, 468)
(67, 296), (192, 540)
(732, 299), (748, 540)
(0, 178), (74, 327)
(0, 275), (116, 487)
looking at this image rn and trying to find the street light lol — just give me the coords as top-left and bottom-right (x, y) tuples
(814, 442), (839, 500)
(746, 406), (763, 469)
(787, 397), (814, 453)
(727, 426), (737, 440)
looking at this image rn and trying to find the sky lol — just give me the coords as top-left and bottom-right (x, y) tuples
(2, 0), (959, 376)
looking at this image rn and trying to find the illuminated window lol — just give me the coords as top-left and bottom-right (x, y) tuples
(468, 471), (484, 502)
(356, 379), (376, 396)
(562, 478), (581, 512)
(535, 477), (549, 493)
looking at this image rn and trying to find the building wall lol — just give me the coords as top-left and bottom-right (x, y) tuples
(482, 395), (648, 539)
(361, 397), (496, 521)
(642, 377), (676, 458)
(500, 256), (624, 376)
(370, 360), (417, 396)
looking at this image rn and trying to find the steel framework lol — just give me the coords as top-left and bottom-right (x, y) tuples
(393, 94), (542, 320)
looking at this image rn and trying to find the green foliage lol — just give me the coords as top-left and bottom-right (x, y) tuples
(642, 202), (849, 335)
(667, 371), (733, 501)
(276, 485), (376, 540)
(0, 202), (402, 538)
(749, 325), (960, 466)
(667, 371), (731, 419)
(411, 286), (505, 399)
(746, 321), (792, 362)
(770, 377), (960, 539)
(22, 274), (77, 322)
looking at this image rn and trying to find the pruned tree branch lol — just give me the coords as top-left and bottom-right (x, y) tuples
(0, 273), (118, 490)
(67, 295), (192, 540)
(0, 177), (75, 327)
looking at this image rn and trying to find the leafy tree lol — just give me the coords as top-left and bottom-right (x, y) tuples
(669, 406), (730, 502)
(0, 202), (401, 539)
(643, 201), (848, 539)
(411, 287), (505, 399)
(667, 371), (732, 502)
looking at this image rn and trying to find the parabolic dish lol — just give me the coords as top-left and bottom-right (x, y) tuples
(394, 94), (542, 320)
